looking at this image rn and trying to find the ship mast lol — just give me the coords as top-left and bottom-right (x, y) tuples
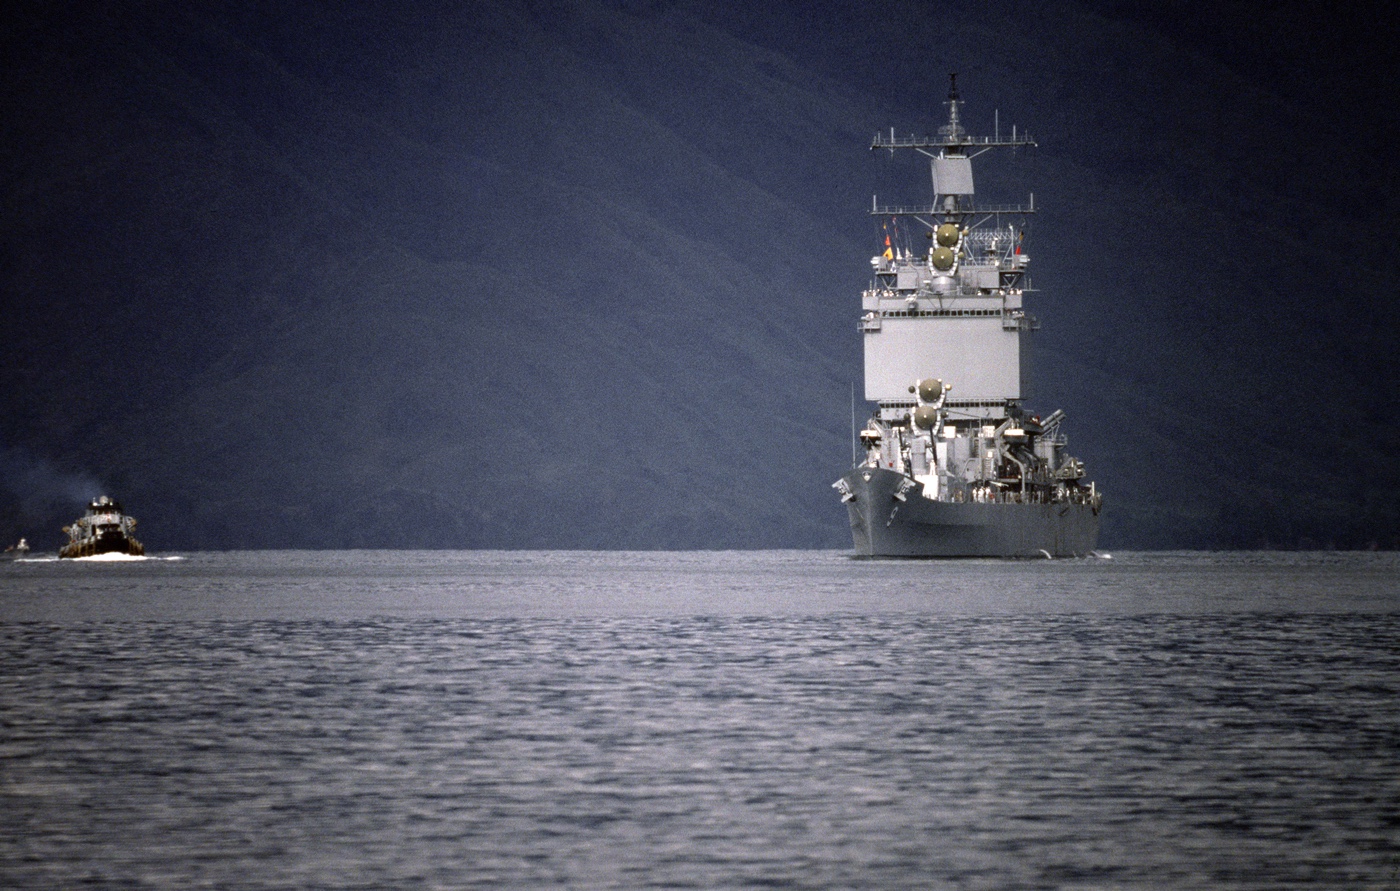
(862, 74), (1038, 426)
(870, 73), (1037, 240)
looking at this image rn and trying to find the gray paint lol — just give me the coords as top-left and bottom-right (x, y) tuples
(839, 78), (1101, 556)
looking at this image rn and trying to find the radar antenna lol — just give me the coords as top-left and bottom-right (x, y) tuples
(939, 73), (965, 144)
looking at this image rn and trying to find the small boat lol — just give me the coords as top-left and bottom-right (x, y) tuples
(1, 538), (30, 561)
(59, 496), (144, 558)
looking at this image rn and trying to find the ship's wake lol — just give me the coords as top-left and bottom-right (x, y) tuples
(18, 553), (185, 562)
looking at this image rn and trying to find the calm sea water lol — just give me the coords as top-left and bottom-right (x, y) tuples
(2, 550), (1398, 889)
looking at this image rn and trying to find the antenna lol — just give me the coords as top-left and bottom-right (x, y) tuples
(939, 72), (965, 142)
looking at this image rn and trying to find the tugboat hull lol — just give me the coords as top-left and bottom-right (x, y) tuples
(841, 467), (1099, 558)
(58, 534), (144, 559)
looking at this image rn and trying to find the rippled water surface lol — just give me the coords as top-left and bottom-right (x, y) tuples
(2, 551), (1398, 888)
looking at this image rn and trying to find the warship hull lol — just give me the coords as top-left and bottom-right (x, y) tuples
(841, 467), (1099, 557)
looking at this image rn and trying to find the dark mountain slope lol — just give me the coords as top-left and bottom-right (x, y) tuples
(3, 1), (1395, 550)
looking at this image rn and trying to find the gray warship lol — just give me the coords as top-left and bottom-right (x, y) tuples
(834, 76), (1101, 557)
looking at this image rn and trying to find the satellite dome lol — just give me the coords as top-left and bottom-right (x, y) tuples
(936, 223), (960, 247)
(917, 378), (944, 403)
(912, 405), (941, 429)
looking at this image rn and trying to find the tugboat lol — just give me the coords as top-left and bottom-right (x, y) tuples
(59, 496), (145, 558)
(1, 538), (30, 561)
(834, 76), (1102, 557)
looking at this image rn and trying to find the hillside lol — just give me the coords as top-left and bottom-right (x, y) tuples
(3, 1), (1397, 550)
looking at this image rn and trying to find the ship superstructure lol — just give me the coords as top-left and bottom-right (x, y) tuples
(835, 76), (1101, 557)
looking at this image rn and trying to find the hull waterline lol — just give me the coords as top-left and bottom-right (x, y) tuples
(841, 467), (1099, 557)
